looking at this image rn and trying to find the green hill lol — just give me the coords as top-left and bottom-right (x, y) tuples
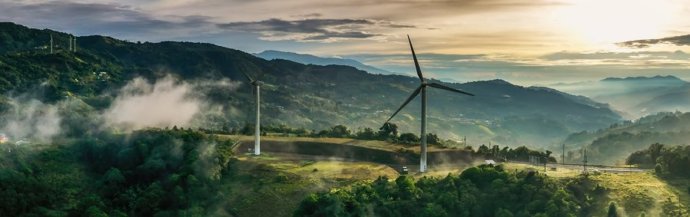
(0, 22), (622, 147)
(563, 111), (690, 164)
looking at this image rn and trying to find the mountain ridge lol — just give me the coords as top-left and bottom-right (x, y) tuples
(0, 22), (622, 147)
(255, 50), (391, 74)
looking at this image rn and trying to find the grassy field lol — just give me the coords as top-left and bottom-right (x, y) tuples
(220, 135), (454, 153)
(223, 153), (402, 217)
(505, 162), (689, 216)
(225, 151), (483, 216)
(218, 135), (690, 217)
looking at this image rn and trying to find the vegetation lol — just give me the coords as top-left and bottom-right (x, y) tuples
(0, 22), (622, 148)
(294, 164), (596, 217)
(229, 123), (445, 146)
(0, 129), (240, 216)
(0, 21), (687, 217)
(626, 143), (690, 177)
(564, 111), (690, 164)
(607, 202), (618, 217)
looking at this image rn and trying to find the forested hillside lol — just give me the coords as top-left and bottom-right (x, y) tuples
(563, 111), (690, 164)
(0, 22), (621, 147)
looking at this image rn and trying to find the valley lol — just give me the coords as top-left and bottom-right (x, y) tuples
(0, 19), (689, 217)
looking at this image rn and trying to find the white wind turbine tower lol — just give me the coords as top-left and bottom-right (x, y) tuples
(240, 70), (263, 155)
(383, 35), (474, 172)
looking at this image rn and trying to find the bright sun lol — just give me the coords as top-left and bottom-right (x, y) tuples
(553, 0), (679, 45)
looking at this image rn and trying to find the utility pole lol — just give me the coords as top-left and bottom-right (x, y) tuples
(562, 144), (565, 164)
(583, 147), (588, 174)
(463, 136), (467, 147)
(50, 35), (53, 54)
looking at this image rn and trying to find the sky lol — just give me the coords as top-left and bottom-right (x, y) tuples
(1, 0), (690, 85)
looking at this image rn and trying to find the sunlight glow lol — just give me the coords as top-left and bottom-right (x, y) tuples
(553, 0), (679, 46)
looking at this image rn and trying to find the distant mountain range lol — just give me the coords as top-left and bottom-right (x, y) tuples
(255, 50), (391, 74)
(549, 75), (690, 119)
(0, 22), (622, 147)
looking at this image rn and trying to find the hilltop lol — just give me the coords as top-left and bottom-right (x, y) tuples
(255, 50), (391, 74)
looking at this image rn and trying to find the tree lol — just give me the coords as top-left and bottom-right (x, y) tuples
(421, 203), (448, 217)
(378, 123), (398, 140)
(608, 202), (618, 217)
(103, 167), (125, 185)
(329, 125), (351, 138)
(398, 133), (420, 144)
(477, 145), (490, 155)
(84, 206), (108, 217)
(395, 176), (417, 200)
(649, 143), (664, 162)
(426, 133), (440, 145)
(495, 208), (514, 217)
(240, 123), (253, 135)
(355, 127), (376, 140)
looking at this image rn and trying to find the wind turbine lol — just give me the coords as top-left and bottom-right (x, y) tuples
(383, 35), (474, 172)
(240, 70), (263, 155)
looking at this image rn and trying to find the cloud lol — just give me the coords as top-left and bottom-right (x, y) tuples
(0, 1), (215, 40)
(218, 18), (414, 42)
(103, 75), (242, 131)
(104, 76), (201, 130)
(617, 34), (690, 48)
(0, 98), (61, 143)
(344, 51), (690, 86)
(542, 51), (690, 61)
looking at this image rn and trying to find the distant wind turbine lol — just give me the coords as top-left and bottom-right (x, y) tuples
(240, 70), (263, 155)
(383, 35), (474, 172)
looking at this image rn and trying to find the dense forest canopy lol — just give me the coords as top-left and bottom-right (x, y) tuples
(295, 165), (591, 217)
(0, 129), (236, 216)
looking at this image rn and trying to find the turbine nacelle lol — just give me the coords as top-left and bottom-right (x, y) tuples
(251, 80), (263, 86)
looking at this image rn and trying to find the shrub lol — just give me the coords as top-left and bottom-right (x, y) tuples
(654, 164), (662, 174)
(608, 202), (618, 217)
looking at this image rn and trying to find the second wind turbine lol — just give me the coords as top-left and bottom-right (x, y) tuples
(383, 35), (475, 173)
(241, 70), (263, 155)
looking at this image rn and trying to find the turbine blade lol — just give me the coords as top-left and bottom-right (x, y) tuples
(407, 35), (424, 82)
(240, 70), (255, 83)
(385, 85), (423, 123)
(428, 83), (474, 96)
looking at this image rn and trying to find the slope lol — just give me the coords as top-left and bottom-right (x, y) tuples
(0, 22), (621, 147)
